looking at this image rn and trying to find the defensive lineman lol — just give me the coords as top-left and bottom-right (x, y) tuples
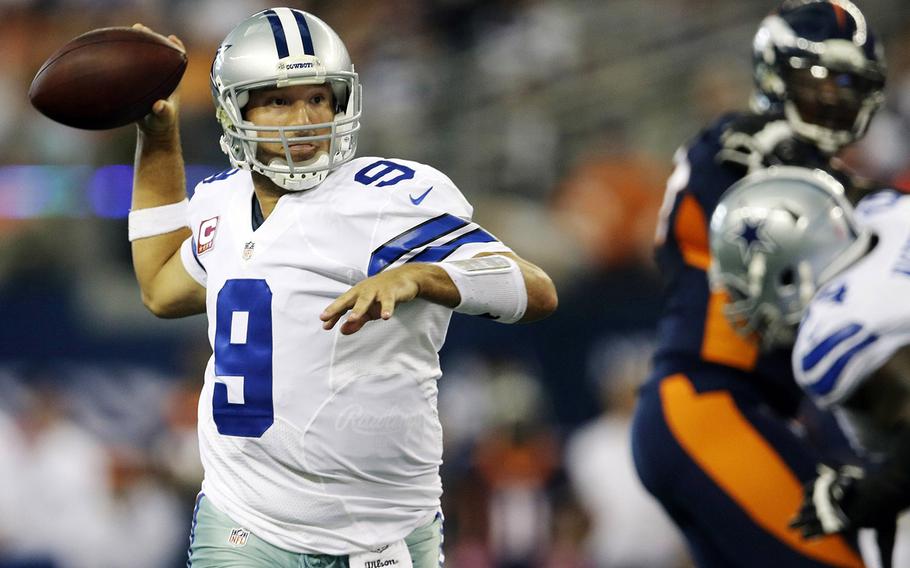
(128, 9), (557, 568)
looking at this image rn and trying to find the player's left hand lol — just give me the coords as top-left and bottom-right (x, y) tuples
(320, 265), (422, 335)
(789, 464), (864, 539)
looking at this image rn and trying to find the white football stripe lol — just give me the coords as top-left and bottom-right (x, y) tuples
(387, 222), (485, 271)
(275, 7), (306, 57)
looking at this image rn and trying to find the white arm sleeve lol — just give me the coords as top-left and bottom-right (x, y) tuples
(437, 255), (527, 323)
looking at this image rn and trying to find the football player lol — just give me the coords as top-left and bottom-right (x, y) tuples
(630, 1), (885, 566)
(709, 166), (910, 567)
(128, 9), (557, 568)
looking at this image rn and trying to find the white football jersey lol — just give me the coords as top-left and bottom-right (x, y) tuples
(178, 157), (511, 554)
(794, 191), (910, 411)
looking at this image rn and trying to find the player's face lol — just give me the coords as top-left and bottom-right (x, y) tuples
(785, 66), (880, 132)
(245, 84), (335, 163)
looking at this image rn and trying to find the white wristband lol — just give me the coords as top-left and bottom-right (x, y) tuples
(128, 199), (189, 241)
(436, 255), (528, 324)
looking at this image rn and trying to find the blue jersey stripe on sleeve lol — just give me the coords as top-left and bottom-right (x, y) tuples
(808, 333), (879, 398)
(368, 214), (468, 276)
(801, 322), (863, 371)
(406, 228), (496, 264)
(264, 9), (290, 59)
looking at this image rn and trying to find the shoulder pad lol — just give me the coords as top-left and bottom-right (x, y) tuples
(716, 113), (829, 173)
(716, 114), (792, 171)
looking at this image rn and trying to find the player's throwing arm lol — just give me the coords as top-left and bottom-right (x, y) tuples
(128, 26), (206, 318)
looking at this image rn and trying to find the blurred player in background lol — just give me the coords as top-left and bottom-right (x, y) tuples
(709, 167), (910, 567)
(128, 8), (556, 568)
(630, 1), (886, 566)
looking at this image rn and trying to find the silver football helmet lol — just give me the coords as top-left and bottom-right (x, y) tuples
(211, 8), (362, 191)
(708, 166), (870, 348)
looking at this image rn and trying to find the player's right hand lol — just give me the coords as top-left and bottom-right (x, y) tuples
(320, 265), (424, 335)
(134, 24), (184, 136)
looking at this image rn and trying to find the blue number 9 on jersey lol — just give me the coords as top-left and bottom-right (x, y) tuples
(213, 279), (274, 437)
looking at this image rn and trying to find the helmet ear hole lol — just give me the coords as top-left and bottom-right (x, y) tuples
(779, 267), (795, 286)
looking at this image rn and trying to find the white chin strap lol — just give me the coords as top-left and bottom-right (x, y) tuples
(219, 132), (333, 192)
(259, 154), (331, 192)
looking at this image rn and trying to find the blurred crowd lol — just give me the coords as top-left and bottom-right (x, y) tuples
(1, 0), (910, 567)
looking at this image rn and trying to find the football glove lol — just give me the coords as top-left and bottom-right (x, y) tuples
(789, 464), (864, 539)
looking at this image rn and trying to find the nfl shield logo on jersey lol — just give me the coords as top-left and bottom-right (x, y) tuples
(197, 217), (219, 255)
(228, 527), (250, 548)
(242, 241), (255, 260)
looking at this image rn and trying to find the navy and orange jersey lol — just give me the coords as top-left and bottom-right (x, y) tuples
(649, 111), (833, 416)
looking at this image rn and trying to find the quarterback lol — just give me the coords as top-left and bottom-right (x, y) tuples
(128, 9), (556, 568)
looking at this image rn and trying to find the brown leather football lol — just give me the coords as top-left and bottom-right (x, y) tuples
(28, 27), (187, 130)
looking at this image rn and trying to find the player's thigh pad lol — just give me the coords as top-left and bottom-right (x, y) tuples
(187, 494), (299, 568)
(187, 495), (443, 568)
(405, 512), (444, 568)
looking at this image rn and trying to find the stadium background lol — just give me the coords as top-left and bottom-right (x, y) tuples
(0, 0), (909, 566)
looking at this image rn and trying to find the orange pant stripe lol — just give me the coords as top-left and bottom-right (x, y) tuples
(660, 374), (864, 568)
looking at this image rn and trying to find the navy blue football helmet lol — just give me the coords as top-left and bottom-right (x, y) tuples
(751, 1), (886, 153)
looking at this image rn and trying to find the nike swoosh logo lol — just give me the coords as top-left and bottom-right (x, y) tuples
(409, 186), (433, 205)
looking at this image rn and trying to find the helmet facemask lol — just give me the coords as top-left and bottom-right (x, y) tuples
(713, 254), (816, 349)
(780, 56), (884, 154)
(215, 75), (361, 191)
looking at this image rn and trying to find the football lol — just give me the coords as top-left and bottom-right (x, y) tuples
(28, 27), (187, 130)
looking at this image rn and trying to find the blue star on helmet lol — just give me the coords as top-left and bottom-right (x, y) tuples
(730, 217), (775, 261)
(740, 221), (760, 246)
